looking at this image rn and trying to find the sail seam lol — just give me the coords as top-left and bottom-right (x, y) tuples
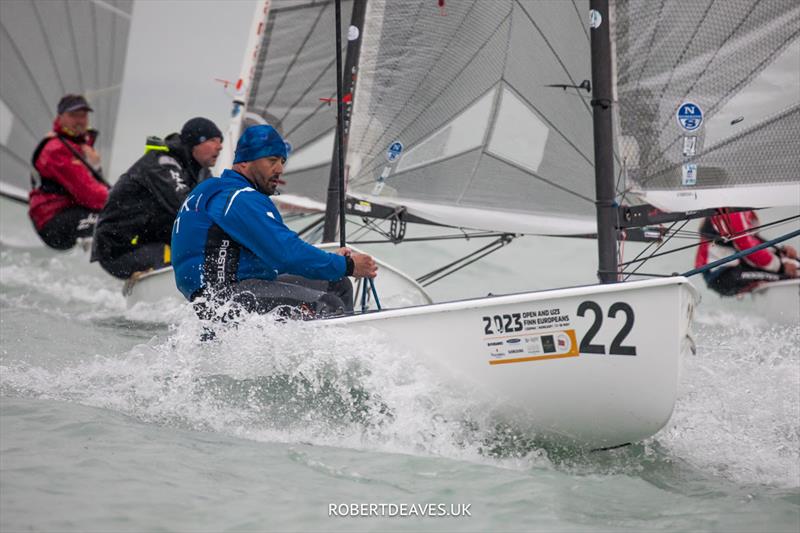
(482, 151), (594, 204)
(623, 1), (666, 130)
(638, 0), (758, 173)
(637, 24), (800, 180)
(64, 2), (84, 91)
(362, 1), (510, 161)
(571, 0), (589, 42)
(0, 143), (36, 171)
(652, 0), (718, 115)
(91, 2), (100, 91)
(503, 80), (594, 168)
(278, 58), (336, 128)
(264, 3), (329, 111)
(632, 104), (800, 190)
(514, 0), (593, 119)
(0, 23), (52, 127)
(30, 1), (66, 96)
(350, 0), (430, 150)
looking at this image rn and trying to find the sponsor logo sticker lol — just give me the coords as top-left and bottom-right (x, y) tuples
(677, 102), (703, 131)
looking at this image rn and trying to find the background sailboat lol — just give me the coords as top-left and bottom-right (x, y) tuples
(0, 0), (133, 204)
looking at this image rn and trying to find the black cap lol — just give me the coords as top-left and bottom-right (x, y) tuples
(180, 117), (223, 148)
(57, 94), (93, 114)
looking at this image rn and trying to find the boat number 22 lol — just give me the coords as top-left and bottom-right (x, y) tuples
(577, 301), (637, 356)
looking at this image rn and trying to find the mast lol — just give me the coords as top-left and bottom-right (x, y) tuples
(589, 0), (619, 283)
(323, 0), (368, 243)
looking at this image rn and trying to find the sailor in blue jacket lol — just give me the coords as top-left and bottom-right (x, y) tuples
(171, 124), (377, 316)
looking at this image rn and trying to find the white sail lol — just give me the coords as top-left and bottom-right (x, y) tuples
(0, 0), (133, 196)
(611, 0), (800, 211)
(216, 0), (354, 212)
(346, 0), (597, 235)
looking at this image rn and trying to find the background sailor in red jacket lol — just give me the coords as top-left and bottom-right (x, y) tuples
(695, 209), (799, 296)
(28, 94), (110, 250)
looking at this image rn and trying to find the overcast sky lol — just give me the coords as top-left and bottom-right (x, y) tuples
(108, 0), (256, 179)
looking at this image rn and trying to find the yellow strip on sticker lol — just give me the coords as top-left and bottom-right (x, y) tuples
(489, 329), (579, 365)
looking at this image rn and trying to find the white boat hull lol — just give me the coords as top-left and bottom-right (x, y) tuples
(748, 279), (800, 325)
(323, 277), (698, 449)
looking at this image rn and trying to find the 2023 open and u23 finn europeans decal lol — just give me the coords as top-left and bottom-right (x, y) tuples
(483, 301), (638, 365)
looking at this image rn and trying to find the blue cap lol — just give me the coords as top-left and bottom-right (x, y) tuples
(233, 125), (290, 164)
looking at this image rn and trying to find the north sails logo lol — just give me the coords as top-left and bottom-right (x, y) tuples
(216, 239), (230, 283)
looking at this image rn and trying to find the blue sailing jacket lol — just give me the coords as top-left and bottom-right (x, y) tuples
(171, 169), (346, 300)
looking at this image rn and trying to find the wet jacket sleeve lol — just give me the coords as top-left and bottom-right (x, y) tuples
(207, 188), (346, 281)
(712, 211), (780, 272)
(138, 163), (191, 215)
(36, 139), (108, 210)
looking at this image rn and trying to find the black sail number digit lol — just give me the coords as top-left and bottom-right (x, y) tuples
(577, 300), (637, 356)
(577, 301), (605, 354)
(608, 302), (637, 356)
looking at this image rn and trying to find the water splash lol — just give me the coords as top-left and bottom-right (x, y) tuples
(657, 309), (800, 489)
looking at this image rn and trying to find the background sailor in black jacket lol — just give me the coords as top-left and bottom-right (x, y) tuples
(91, 117), (223, 279)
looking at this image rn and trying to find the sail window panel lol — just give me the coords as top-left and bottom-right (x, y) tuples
(483, 86), (594, 207)
(504, 1), (593, 167)
(486, 87), (549, 174)
(359, 149), (483, 206)
(396, 87), (496, 174)
(349, 0), (510, 187)
(460, 154), (594, 222)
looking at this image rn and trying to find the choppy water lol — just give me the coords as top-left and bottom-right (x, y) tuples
(1, 201), (798, 532)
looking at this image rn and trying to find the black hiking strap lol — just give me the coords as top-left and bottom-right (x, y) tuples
(30, 134), (110, 192)
(55, 136), (110, 187)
